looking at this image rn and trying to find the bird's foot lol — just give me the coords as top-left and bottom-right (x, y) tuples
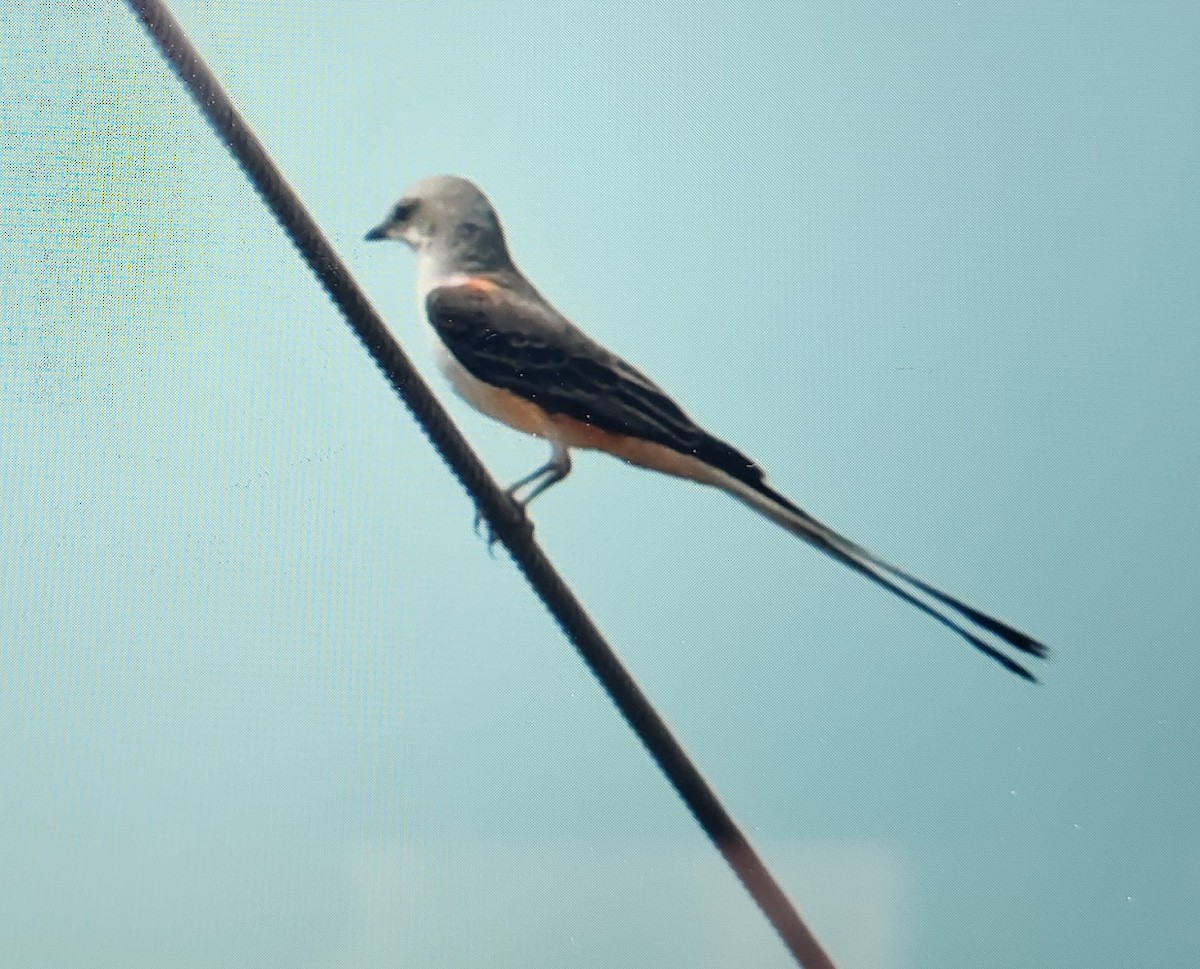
(473, 493), (533, 554)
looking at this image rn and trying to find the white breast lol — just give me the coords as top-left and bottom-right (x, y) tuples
(414, 260), (468, 377)
(415, 256), (470, 302)
(424, 319), (466, 384)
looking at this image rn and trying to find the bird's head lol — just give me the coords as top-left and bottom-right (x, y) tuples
(365, 174), (508, 267)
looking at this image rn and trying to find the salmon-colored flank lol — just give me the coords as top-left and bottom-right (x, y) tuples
(465, 380), (557, 439)
(548, 412), (717, 484)
(464, 374), (715, 483)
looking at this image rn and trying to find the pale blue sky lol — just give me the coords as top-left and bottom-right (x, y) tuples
(2, 2), (1198, 967)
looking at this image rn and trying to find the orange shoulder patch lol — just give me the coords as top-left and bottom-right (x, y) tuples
(461, 275), (502, 293)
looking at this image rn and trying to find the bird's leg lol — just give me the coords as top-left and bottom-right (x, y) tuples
(473, 463), (546, 538)
(474, 445), (572, 548)
(509, 444), (572, 509)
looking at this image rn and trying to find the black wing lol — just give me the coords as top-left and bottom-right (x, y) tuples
(426, 282), (765, 486)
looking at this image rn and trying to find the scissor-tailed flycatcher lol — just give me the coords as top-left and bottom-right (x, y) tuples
(366, 175), (1047, 680)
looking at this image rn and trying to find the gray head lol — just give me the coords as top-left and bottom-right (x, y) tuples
(365, 175), (512, 273)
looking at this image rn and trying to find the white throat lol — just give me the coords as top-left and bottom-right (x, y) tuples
(413, 249), (469, 302)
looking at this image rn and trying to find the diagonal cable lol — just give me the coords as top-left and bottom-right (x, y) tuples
(119, 2), (837, 966)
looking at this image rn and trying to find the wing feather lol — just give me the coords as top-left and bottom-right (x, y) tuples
(426, 282), (764, 485)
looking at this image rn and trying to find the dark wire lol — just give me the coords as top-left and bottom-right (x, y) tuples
(120, 2), (837, 966)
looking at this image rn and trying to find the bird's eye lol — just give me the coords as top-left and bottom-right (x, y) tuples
(394, 200), (416, 222)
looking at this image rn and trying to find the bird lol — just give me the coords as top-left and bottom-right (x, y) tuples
(365, 175), (1047, 680)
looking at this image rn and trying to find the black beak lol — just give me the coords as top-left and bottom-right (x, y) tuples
(364, 222), (389, 242)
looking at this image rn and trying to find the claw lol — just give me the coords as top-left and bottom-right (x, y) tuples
(473, 493), (532, 555)
(474, 449), (566, 553)
(472, 507), (500, 554)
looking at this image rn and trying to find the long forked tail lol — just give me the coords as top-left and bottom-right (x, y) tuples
(719, 473), (1048, 680)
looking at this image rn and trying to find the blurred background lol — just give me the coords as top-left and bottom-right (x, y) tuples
(2, 1), (1198, 966)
